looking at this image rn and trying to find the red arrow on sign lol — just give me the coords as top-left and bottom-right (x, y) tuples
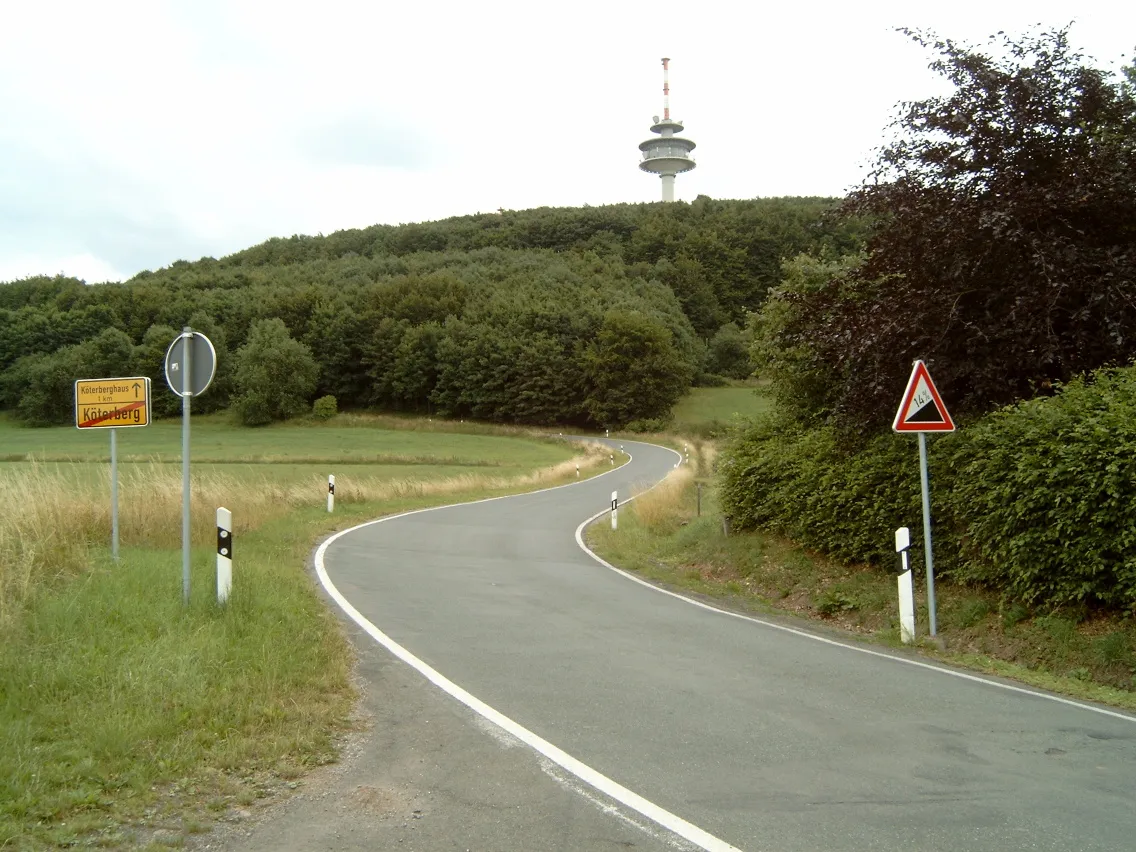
(893, 361), (955, 433)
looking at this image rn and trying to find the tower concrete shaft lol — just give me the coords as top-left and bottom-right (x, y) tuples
(638, 57), (696, 202)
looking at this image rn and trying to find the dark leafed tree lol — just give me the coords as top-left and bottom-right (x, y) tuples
(775, 27), (1136, 432)
(231, 319), (318, 426)
(583, 310), (693, 428)
(706, 321), (753, 380)
(133, 324), (183, 419)
(389, 322), (442, 411)
(302, 297), (373, 403)
(5, 328), (136, 426)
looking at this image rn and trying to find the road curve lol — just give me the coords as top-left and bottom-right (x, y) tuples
(319, 438), (1136, 852)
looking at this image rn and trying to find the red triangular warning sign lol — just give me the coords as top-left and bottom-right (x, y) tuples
(893, 360), (955, 433)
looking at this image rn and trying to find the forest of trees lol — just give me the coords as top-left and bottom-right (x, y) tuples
(752, 29), (1136, 435)
(0, 197), (864, 428)
(6, 25), (1136, 612)
(727, 28), (1136, 611)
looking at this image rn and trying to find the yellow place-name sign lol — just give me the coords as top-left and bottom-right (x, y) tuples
(75, 377), (151, 429)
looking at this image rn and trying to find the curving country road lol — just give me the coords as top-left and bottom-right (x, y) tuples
(251, 439), (1136, 851)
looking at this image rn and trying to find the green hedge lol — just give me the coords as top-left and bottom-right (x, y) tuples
(720, 367), (1136, 612)
(943, 370), (1136, 610)
(719, 412), (928, 566)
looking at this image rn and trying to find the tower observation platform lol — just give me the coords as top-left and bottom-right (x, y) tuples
(639, 57), (695, 202)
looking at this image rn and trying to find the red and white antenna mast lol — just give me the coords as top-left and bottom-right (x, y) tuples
(638, 57), (696, 202)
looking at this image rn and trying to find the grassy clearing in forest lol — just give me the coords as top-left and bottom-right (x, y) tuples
(670, 384), (772, 434)
(588, 455), (1136, 713)
(0, 417), (608, 850)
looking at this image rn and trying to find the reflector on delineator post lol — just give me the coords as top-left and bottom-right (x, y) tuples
(217, 507), (232, 605)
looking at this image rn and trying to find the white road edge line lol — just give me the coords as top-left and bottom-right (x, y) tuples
(538, 759), (698, 852)
(314, 441), (743, 852)
(577, 443), (1136, 725)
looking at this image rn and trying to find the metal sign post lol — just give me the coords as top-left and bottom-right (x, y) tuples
(181, 330), (192, 605)
(74, 376), (151, 560)
(893, 360), (956, 637)
(110, 428), (119, 560)
(165, 329), (217, 606)
(917, 433), (936, 635)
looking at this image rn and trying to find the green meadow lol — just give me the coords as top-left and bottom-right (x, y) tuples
(0, 414), (608, 850)
(0, 412), (569, 467)
(670, 383), (771, 433)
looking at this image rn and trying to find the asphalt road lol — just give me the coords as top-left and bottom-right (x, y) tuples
(315, 439), (1136, 852)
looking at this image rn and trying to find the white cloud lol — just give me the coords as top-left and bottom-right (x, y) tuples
(0, 253), (130, 286)
(1, 0), (1132, 283)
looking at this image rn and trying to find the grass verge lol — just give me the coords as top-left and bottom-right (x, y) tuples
(586, 464), (1136, 713)
(0, 425), (613, 850)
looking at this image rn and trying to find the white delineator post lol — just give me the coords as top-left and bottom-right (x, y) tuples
(217, 507), (232, 605)
(611, 491), (619, 530)
(576, 464), (580, 478)
(610, 454), (614, 466)
(895, 526), (915, 644)
(328, 474), (335, 513)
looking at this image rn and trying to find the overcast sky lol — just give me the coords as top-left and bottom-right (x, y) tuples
(1, 1), (1133, 284)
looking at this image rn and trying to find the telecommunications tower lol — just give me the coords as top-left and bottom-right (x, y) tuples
(638, 57), (696, 201)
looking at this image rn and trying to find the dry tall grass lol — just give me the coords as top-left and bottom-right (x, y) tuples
(623, 433), (718, 478)
(0, 443), (606, 623)
(675, 437), (717, 477)
(630, 465), (695, 532)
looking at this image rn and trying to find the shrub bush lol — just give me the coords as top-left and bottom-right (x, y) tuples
(719, 413), (928, 567)
(719, 366), (1136, 613)
(693, 372), (731, 388)
(625, 416), (674, 433)
(312, 395), (338, 420)
(231, 319), (318, 426)
(942, 368), (1136, 611)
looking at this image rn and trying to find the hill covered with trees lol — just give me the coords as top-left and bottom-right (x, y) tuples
(0, 197), (864, 428)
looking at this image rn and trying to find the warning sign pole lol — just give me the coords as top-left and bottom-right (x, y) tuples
(893, 360), (955, 638)
(917, 432), (937, 636)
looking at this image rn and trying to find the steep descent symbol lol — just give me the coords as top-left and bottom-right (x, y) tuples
(893, 361), (955, 433)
